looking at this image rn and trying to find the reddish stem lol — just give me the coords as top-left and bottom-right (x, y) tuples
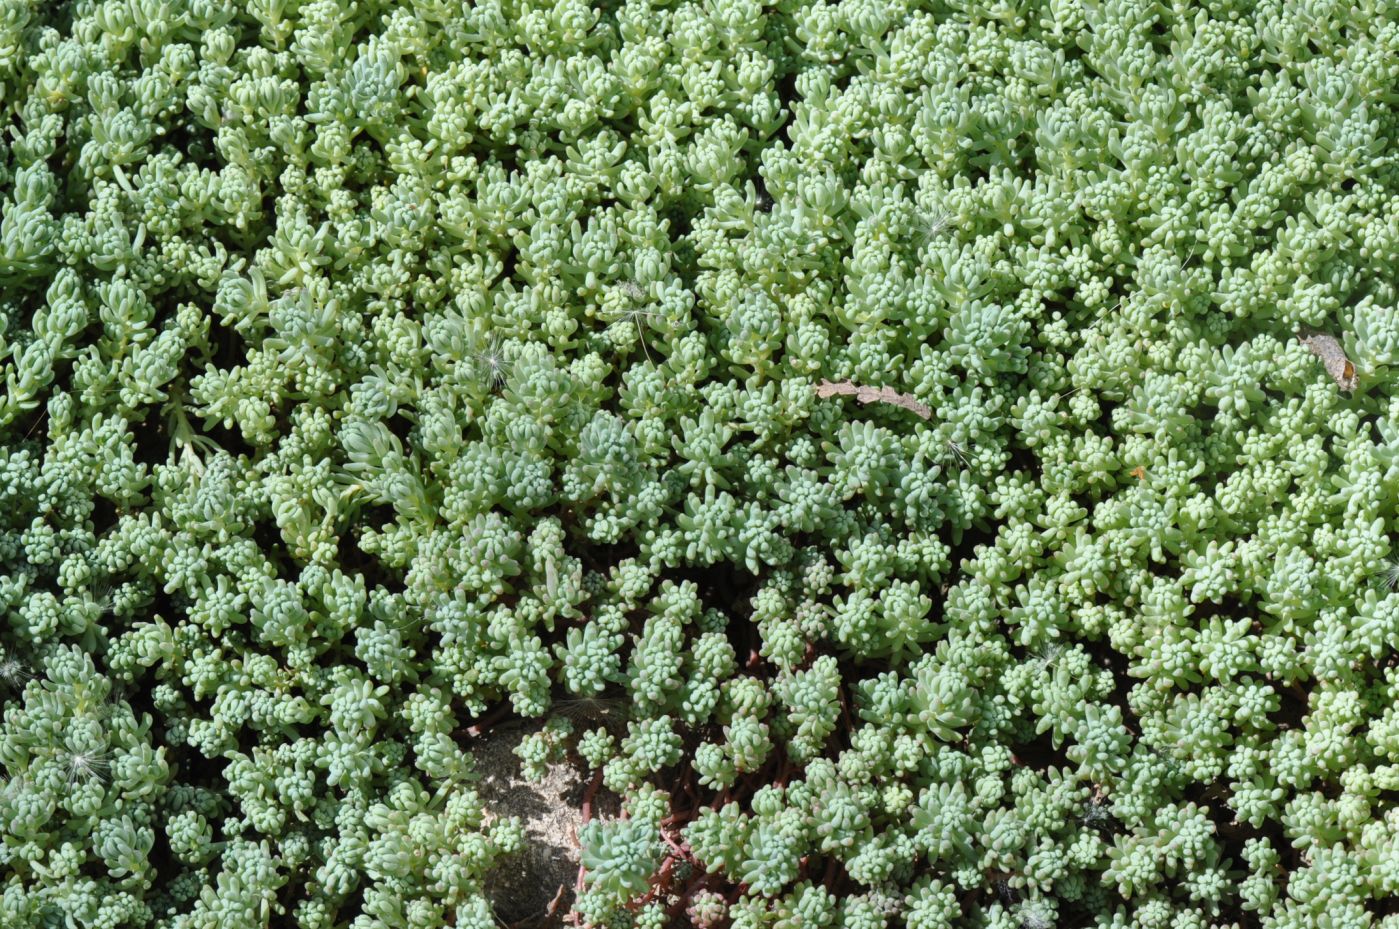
(682, 772), (700, 807)
(662, 831), (690, 859)
(839, 685), (855, 731)
(580, 768), (604, 827)
(634, 854), (680, 909)
(463, 702), (513, 738)
(567, 767), (608, 918)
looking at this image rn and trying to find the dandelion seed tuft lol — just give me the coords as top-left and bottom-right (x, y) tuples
(63, 748), (110, 786)
(1370, 556), (1399, 592)
(0, 656), (30, 689)
(471, 336), (511, 390)
(922, 207), (954, 240)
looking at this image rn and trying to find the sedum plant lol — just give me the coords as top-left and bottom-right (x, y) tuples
(5, 0), (1399, 928)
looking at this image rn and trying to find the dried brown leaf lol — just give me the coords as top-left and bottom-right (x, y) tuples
(1300, 333), (1358, 392)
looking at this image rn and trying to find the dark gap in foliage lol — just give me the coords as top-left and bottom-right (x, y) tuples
(386, 411), (414, 446)
(1185, 777), (1304, 883)
(172, 733), (231, 793)
(130, 404), (172, 467)
(688, 558), (761, 620)
(460, 699), (523, 744)
(145, 830), (184, 914)
(1001, 440), (1044, 485)
(335, 519), (378, 583)
(662, 204), (693, 244)
(498, 240), (520, 288)
(1091, 631), (1140, 726)
(1268, 683), (1309, 732)
(342, 505), (409, 595)
(161, 118), (221, 173)
(672, 557), (764, 676)
(209, 317), (246, 373)
(15, 406), (50, 446)
(193, 414), (250, 461)
(1008, 724), (1074, 772)
(251, 518), (301, 581)
(89, 494), (120, 536)
(945, 518), (999, 579)
(667, 230), (700, 289)
(485, 145), (521, 180)
(751, 167), (773, 213)
(775, 68), (800, 112)
(275, 875), (309, 926)
(1373, 895), (1399, 918)
(565, 532), (641, 579)
(107, 658), (161, 729)
(332, 887), (367, 927)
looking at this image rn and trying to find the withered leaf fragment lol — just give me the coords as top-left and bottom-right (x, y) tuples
(1299, 334), (1358, 392)
(814, 379), (933, 420)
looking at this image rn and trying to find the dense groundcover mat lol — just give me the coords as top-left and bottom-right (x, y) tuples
(7, 0), (1399, 926)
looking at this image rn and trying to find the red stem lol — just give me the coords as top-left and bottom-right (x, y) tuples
(662, 831), (690, 859)
(463, 701), (513, 738)
(682, 772), (700, 807)
(634, 854), (679, 909)
(580, 769), (603, 827)
(567, 767), (608, 918)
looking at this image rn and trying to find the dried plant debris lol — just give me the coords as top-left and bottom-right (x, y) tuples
(1300, 333), (1358, 392)
(814, 379), (933, 420)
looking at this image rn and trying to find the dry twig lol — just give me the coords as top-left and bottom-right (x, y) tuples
(813, 379), (932, 420)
